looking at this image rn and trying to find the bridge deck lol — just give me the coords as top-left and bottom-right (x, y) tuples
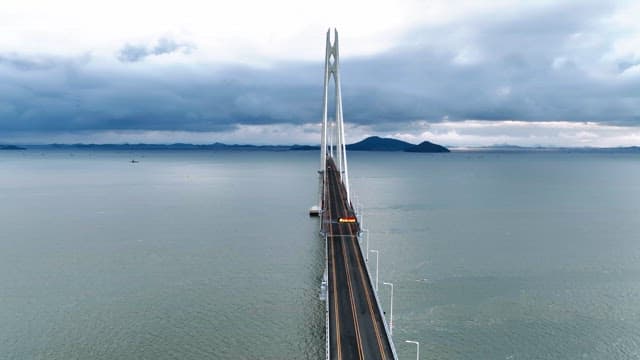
(324, 159), (395, 360)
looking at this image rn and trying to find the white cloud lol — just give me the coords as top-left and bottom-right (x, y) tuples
(390, 120), (640, 147)
(6, 0), (629, 66)
(0, 0), (436, 64)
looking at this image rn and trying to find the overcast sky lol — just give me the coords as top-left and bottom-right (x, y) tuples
(1, 0), (639, 146)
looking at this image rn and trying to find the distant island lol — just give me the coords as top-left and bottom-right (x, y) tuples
(405, 141), (450, 153)
(346, 136), (414, 151)
(346, 136), (450, 153)
(0, 145), (26, 150)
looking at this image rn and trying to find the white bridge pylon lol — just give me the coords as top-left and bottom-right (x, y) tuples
(320, 28), (350, 208)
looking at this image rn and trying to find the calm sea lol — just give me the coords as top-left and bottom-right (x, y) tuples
(1, 150), (640, 359)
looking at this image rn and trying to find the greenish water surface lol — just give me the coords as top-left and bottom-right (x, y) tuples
(1, 150), (639, 359)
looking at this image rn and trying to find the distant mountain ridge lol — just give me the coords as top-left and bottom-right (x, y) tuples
(16, 137), (450, 152)
(456, 145), (640, 153)
(0, 145), (26, 150)
(41, 143), (294, 151)
(12, 143), (640, 153)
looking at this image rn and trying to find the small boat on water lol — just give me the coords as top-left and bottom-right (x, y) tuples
(130, 159), (139, 163)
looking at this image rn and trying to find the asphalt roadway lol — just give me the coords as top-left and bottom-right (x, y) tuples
(324, 159), (395, 360)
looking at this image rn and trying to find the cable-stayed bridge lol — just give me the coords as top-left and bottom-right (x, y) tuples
(312, 29), (398, 360)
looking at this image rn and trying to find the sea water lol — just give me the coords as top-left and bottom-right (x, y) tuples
(1, 150), (639, 359)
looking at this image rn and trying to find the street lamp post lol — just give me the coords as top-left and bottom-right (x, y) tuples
(366, 229), (370, 261)
(405, 340), (419, 360)
(360, 229), (370, 261)
(383, 282), (394, 336)
(370, 249), (379, 291)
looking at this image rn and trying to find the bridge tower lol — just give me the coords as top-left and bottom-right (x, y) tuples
(320, 28), (350, 208)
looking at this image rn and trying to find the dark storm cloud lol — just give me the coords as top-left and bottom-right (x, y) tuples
(338, 1), (640, 126)
(0, 56), (320, 135)
(117, 37), (195, 62)
(1, 1), (639, 139)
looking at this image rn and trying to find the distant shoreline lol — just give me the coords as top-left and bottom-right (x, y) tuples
(4, 143), (639, 153)
(3, 136), (452, 153)
(0, 145), (26, 150)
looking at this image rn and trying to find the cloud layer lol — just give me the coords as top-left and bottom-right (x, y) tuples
(0, 1), (639, 145)
(117, 38), (195, 63)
